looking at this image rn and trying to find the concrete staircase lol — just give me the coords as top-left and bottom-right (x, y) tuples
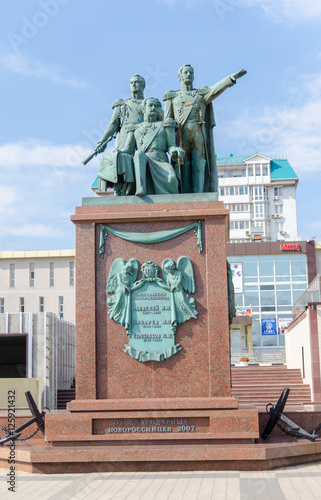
(231, 365), (312, 406)
(57, 380), (75, 410)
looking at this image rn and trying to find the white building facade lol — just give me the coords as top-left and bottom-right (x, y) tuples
(217, 154), (299, 243)
(0, 250), (75, 322)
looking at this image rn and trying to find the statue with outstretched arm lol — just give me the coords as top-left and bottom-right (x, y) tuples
(163, 65), (246, 194)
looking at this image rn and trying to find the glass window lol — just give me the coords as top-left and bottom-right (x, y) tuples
(0, 298), (4, 313)
(10, 264), (15, 288)
(227, 257), (242, 263)
(248, 167), (253, 176)
(39, 297), (44, 312)
(263, 166), (268, 176)
(20, 297), (24, 313)
(260, 290), (275, 305)
(259, 260), (274, 277)
(292, 283), (306, 290)
(59, 296), (64, 319)
(255, 204), (264, 218)
(255, 165), (261, 176)
(69, 262), (75, 286)
(260, 285), (275, 290)
(262, 335), (277, 347)
(29, 263), (35, 287)
(244, 284), (258, 291)
(293, 290), (305, 302)
(274, 186), (283, 197)
(261, 306), (275, 312)
(220, 187), (224, 196)
(244, 291), (259, 306)
(252, 317), (261, 346)
(235, 293), (243, 306)
(276, 221), (285, 232)
(277, 284), (291, 290)
(275, 204), (283, 214)
(277, 290), (291, 306)
(50, 262), (54, 287)
(229, 187), (234, 196)
(243, 258), (258, 277)
(254, 186), (263, 201)
(291, 258), (307, 277)
(275, 256), (290, 279)
(277, 305), (292, 312)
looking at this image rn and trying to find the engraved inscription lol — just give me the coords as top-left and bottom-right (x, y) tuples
(93, 417), (210, 435)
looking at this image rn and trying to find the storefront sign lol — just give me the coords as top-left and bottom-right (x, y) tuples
(231, 263), (243, 293)
(278, 318), (292, 335)
(236, 305), (252, 317)
(280, 244), (301, 252)
(262, 318), (277, 336)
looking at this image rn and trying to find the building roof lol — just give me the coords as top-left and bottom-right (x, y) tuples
(217, 155), (298, 180)
(270, 159), (298, 180)
(0, 250), (75, 259)
(216, 155), (249, 166)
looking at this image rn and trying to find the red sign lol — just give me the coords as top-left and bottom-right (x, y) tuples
(280, 243), (301, 251)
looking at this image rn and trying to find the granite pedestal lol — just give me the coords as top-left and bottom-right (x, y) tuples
(43, 194), (259, 463)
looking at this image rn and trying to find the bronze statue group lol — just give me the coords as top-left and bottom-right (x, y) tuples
(87, 64), (246, 197)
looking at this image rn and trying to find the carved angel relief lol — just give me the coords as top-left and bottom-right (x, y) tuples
(106, 257), (198, 362)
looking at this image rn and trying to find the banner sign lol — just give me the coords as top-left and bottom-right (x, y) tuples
(231, 263), (243, 293)
(236, 305), (252, 317)
(278, 318), (292, 335)
(262, 318), (277, 336)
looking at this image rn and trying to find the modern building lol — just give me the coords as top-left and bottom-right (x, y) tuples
(0, 250), (75, 322)
(217, 154), (299, 243)
(227, 240), (316, 355)
(0, 312), (75, 410)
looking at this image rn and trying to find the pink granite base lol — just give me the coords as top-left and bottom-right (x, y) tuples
(1, 438), (321, 473)
(71, 199), (231, 402)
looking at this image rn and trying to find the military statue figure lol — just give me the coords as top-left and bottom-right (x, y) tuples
(124, 97), (184, 196)
(163, 64), (247, 194)
(95, 74), (146, 196)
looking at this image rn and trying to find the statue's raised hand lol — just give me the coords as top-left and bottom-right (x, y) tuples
(231, 69), (247, 81)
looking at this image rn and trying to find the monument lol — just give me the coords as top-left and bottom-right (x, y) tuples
(7, 65), (262, 472)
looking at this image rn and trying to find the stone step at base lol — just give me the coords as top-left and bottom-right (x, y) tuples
(1, 438), (321, 473)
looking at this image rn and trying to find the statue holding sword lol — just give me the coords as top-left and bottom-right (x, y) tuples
(83, 74), (146, 196)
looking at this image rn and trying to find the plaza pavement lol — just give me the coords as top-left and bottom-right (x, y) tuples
(1, 462), (321, 500)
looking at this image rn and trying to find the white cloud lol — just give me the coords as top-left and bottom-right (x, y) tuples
(0, 140), (94, 168)
(0, 186), (18, 215)
(0, 53), (88, 89)
(226, 70), (321, 175)
(241, 0), (321, 22)
(0, 223), (67, 239)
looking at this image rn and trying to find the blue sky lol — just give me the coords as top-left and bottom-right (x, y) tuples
(0, 0), (320, 250)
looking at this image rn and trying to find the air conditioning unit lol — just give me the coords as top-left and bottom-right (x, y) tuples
(245, 230), (251, 236)
(280, 230), (286, 235)
(272, 214), (280, 219)
(273, 196), (278, 201)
